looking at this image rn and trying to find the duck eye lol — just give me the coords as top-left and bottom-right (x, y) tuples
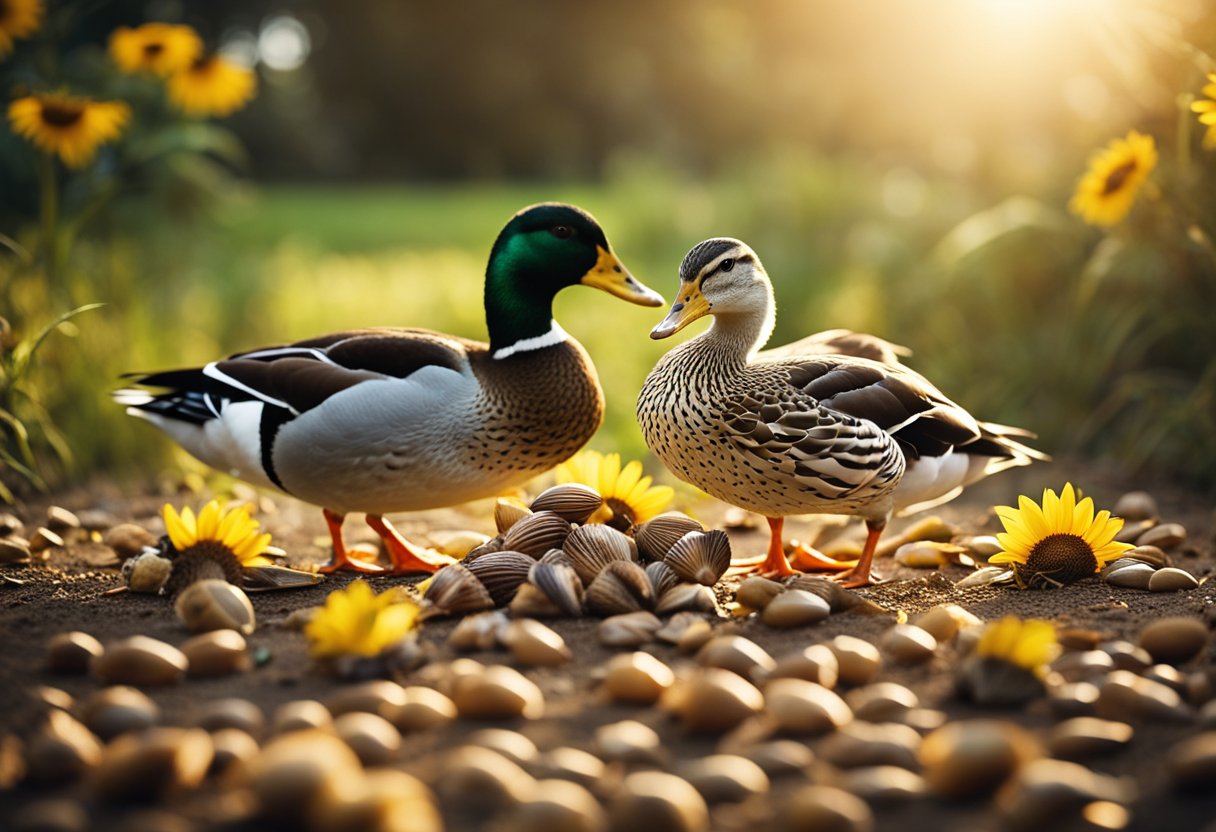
(719, 258), (735, 272)
(551, 225), (574, 239)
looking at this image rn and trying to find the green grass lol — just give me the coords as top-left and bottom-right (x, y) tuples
(11, 162), (1215, 495)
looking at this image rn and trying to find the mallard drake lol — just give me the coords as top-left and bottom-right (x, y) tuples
(637, 238), (1045, 586)
(117, 203), (664, 574)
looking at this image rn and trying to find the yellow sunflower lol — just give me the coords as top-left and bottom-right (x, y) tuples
(555, 450), (674, 530)
(108, 22), (202, 76)
(0, 0), (42, 57)
(305, 579), (421, 659)
(168, 54), (257, 117)
(988, 483), (1134, 588)
(7, 94), (131, 168)
(1068, 130), (1158, 227)
(974, 616), (1059, 673)
(1191, 73), (1216, 150)
(163, 499), (274, 567)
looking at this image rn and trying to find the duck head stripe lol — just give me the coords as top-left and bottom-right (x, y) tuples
(679, 238), (740, 283)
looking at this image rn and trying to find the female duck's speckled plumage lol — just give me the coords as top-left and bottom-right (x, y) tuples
(118, 203), (663, 574)
(638, 237), (1044, 585)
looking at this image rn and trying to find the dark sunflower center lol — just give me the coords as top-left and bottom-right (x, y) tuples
(143, 42), (165, 57)
(165, 539), (245, 595)
(1020, 533), (1098, 586)
(1101, 160), (1137, 196)
(190, 55), (216, 72)
(603, 497), (637, 533)
(40, 103), (85, 128)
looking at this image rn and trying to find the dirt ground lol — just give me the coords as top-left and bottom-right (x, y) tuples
(0, 459), (1213, 831)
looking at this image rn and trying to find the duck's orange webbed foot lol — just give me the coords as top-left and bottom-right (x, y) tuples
(319, 509), (387, 573)
(366, 515), (457, 574)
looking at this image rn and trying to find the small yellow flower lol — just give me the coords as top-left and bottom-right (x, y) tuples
(305, 580), (421, 659)
(975, 616), (1059, 673)
(168, 54), (257, 117)
(108, 22), (202, 76)
(0, 0), (42, 57)
(1068, 130), (1158, 227)
(163, 499), (274, 567)
(555, 450), (674, 530)
(988, 483), (1133, 588)
(1191, 73), (1216, 150)
(7, 94), (131, 168)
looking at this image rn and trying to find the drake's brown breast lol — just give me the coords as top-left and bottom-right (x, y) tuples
(466, 340), (604, 476)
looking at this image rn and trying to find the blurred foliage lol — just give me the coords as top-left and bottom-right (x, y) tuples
(0, 1), (256, 499)
(1, 0), (1214, 497)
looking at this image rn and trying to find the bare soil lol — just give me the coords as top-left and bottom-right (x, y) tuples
(0, 459), (1213, 831)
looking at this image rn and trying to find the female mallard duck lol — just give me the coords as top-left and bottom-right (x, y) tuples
(118, 203), (663, 574)
(637, 238), (1045, 587)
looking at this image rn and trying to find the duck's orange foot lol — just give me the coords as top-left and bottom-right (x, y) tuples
(366, 515), (458, 574)
(319, 549), (388, 574)
(830, 566), (885, 588)
(788, 543), (859, 573)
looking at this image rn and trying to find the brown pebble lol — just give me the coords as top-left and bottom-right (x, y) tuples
(1168, 731), (1216, 792)
(244, 730), (364, 826)
(46, 506), (81, 533)
(838, 765), (927, 804)
(464, 729), (539, 766)
(451, 665), (545, 720)
(91, 636), (187, 686)
(595, 720), (664, 765)
(735, 576), (785, 610)
(604, 652), (675, 704)
(1138, 617), (1209, 665)
(435, 746), (537, 810)
(191, 697), (264, 737)
(1095, 670), (1192, 723)
(0, 536), (30, 564)
(761, 589), (830, 628)
(29, 527), (64, 554)
(846, 682), (919, 722)
(740, 740), (814, 778)
(497, 779), (605, 832)
(598, 611), (663, 647)
(209, 728), (260, 776)
(779, 784), (874, 832)
(46, 631), (103, 674)
(765, 644), (839, 688)
(334, 711), (401, 767)
(919, 719), (1041, 798)
(819, 721), (922, 770)
(879, 624), (937, 665)
(764, 678), (852, 735)
(325, 679), (407, 720)
(76, 686), (160, 740)
(828, 635), (881, 686)
(608, 771), (710, 832)
(503, 619), (572, 667)
(271, 699), (334, 734)
(23, 710), (102, 784)
(1114, 491), (1157, 521)
(182, 629), (251, 678)
(678, 754), (769, 804)
(1147, 567), (1199, 592)
(89, 727), (213, 802)
(697, 635), (775, 678)
(666, 668), (764, 734)
(1046, 717), (1134, 759)
(394, 686), (457, 732)
(1137, 522), (1186, 550)
(175, 579), (256, 635)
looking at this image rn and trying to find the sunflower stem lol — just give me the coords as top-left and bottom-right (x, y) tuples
(36, 152), (61, 296)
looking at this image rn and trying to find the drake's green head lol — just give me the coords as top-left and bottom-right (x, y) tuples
(485, 203), (663, 354)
